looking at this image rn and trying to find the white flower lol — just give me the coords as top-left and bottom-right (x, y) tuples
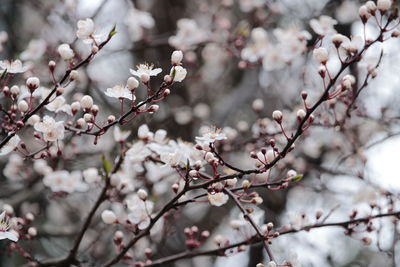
(43, 170), (88, 193)
(80, 95), (93, 110)
(126, 195), (154, 230)
(130, 63), (162, 78)
(20, 39), (46, 61)
(101, 210), (117, 224)
(126, 141), (152, 162)
(170, 66), (187, 82)
(138, 124), (154, 140)
(208, 192), (229, 206)
(160, 149), (184, 167)
(171, 50), (183, 65)
(105, 85), (134, 100)
(0, 60), (29, 74)
(340, 35), (364, 55)
(76, 18), (95, 40)
(313, 47), (329, 64)
(309, 16), (337, 36)
(57, 44), (74, 60)
(34, 116), (65, 142)
(45, 96), (72, 115)
(0, 211), (18, 242)
(377, 0), (392, 12)
(114, 126), (131, 142)
(168, 19), (208, 51)
(125, 7), (155, 42)
(196, 128), (227, 145)
(0, 135), (20, 156)
(241, 27), (269, 62)
(83, 168), (101, 184)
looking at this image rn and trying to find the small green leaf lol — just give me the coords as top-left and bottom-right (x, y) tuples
(108, 24), (117, 37)
(101, 155), (113, 175)
(291, 174), (304, 182)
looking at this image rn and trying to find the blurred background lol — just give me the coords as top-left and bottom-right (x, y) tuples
(1, 0), (400, 266)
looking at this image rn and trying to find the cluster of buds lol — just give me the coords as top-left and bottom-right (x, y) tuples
(184, 226), (210, 249)
(359, 0), (392, 24)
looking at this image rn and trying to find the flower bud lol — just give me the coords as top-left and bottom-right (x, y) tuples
(137, 189), (148, 201)
(76, 118), (86, 128)
(148, 105), (159, 113)
(70, 70), (79, 80)
(48, 60), (56, 71)
(107, 115), (116, 123)
(242, 180), (251, 189)
(57, 44), (74, 60)
(83, 113), (93, 122)
(140, 73), (150, 83)
(26, 77), (40, 92)
(71, 101), (81, 114)
(18, 100), (29, 112)
(127, 77), (139, 91)
(90, 104), (99, 116)
(332, 34), (345, 48)
(171, 50), (183, 65)
(28, 227), (37, 236)
(252, 99), (264, 112)
(377, 0), (391, 12)
(313, 47), (329, 64)
(10, 85), (20, 97)
(297, 109), (306, 120)
(56, 86), (64, 96)
(80, 95), (93, 110)
(101, 210), (117, 224)
(272, 110), (283, 122)
(359, 5), (371, 22)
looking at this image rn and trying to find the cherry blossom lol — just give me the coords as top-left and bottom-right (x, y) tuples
(0, 60), (29, 74)
(104, 85), (135, 100)
(43, 170), (88, 193)
(126, 194), (154, 230)
(196, 128), (227, 145)
(309, 15), (338, 36)
(130, 63), (162, 79)
(0, 211), (18, 242)
(0, 135), (20, 156)
(208, 192), (229, 206)
(34, 116), (65, 142)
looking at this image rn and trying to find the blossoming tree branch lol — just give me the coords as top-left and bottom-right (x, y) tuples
(0, 0), (399, 267)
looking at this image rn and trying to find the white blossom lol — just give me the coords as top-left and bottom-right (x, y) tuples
(125, 7), (155, 42)
(76, 18), (95, 40)
(0, 60), (29, 74)
(130, 63), (162, 78)
(309, 16), (337, 36)
(105, 85), (134, 100)
(82, 168), (101, 184)
(34, 116), (65, 142)
(45, 96), (72, 115)
(114, 126), (131, 143)
(0, 135), (20, 156)
(170, 66), (187, 82)
(168, 19), (208, 51)
(126, 195), (154, 230)
(0, 211), (18, 242)
(43, 170), (88, 193)
(57, 44), (74, 60)
(208, 192), (229, 206)
(195, 128), (227, 145)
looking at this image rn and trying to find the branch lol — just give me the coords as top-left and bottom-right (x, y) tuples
(144, 211), (400, 266)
